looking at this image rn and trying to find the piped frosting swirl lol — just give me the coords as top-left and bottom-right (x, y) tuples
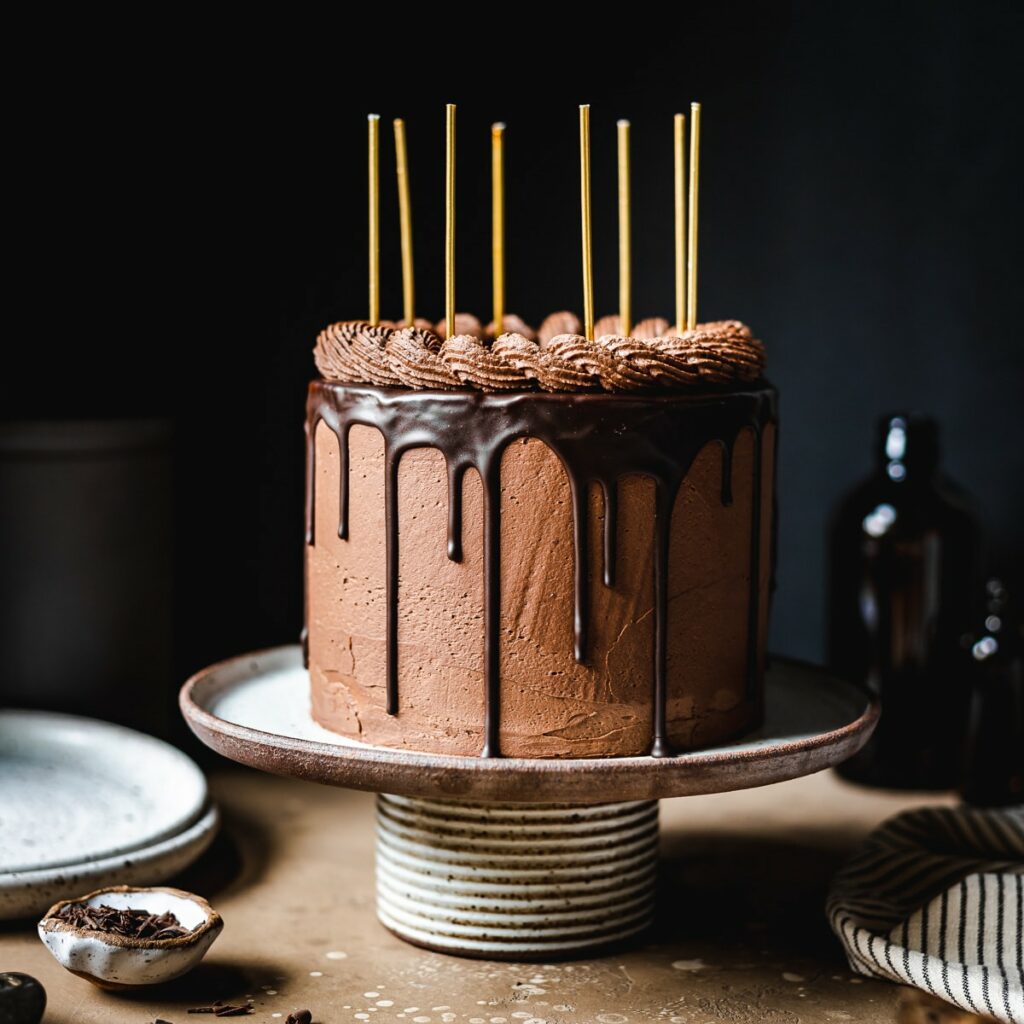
(314, 312), (765, 393)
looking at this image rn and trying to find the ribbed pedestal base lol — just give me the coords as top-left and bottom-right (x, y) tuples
(375, 794), (658, 959)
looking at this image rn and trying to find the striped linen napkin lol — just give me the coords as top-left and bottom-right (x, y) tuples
(827, 804), (1024, 1023)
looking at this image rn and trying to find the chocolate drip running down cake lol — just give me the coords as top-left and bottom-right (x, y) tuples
(305, 311), (776, 759)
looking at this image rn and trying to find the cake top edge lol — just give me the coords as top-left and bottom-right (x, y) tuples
(314, 311), (766, 394)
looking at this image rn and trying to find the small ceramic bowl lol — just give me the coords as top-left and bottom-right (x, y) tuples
(37, 885), (223, 989)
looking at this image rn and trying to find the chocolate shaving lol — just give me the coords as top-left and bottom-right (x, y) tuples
(188, 1001), (253, 1016)
(54, 903), (191, 940)
(286, 1012), (313, 1024)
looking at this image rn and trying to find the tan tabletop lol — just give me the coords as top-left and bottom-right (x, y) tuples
(2, 769), (965, 1024)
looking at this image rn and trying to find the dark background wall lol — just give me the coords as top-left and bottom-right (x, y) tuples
(3, 4), (1022, 725)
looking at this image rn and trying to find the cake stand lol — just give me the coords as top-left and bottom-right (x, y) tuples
(180, 646), (877, 960)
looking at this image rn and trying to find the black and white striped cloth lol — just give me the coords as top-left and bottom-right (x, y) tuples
(828, 804), (1024, 1023)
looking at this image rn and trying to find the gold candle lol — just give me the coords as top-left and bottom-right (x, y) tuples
(492, 122), (506, 337)
(674, 112), (687, 335)
(368, 113), (380, 326)
(393, 118), (414, 325)
(445, 103), (456, 337)
(579, 104), (594, 341)
(617, 119), (631, 338)
(686, 101), (701, 330)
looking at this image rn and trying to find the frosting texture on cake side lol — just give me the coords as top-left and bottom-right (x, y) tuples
(304, 342), (777, 759)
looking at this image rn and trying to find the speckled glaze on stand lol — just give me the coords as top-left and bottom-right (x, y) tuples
(376, 795), (658, 958)
(181, 646), (876, 803)
(181, 646), (877, 959)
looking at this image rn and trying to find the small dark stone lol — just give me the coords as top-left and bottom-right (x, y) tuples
(0, 973), (46, 1024)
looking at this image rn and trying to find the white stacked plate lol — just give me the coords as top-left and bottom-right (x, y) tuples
(0, 710), (218, 919)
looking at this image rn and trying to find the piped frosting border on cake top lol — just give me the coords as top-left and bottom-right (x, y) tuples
(314, 310), (765, 393)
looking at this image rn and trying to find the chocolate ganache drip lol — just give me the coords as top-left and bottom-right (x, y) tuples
(305, 375), (777, 759)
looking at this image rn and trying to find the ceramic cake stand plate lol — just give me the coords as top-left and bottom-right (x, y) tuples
(180, 646), (876, 802)
(181, 646), (877, 959)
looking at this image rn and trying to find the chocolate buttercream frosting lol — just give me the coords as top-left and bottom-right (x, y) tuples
(305, 380), (777, 757)
(314, 312), (765, 394)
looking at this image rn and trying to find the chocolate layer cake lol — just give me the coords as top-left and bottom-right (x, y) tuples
(305, 313), (776, 758)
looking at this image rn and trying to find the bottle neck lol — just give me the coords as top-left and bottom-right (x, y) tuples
(875, 415), (940, 485)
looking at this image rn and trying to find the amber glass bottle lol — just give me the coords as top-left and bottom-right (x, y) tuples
(828, 414), (980, 789)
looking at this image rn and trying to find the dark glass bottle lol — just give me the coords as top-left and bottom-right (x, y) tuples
(961, 580), (1024, 807)
(829, 414), (980, 789)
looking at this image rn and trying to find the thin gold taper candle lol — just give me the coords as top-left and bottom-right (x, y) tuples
(579, 104), (594, 341)
(445, 103), (456, 337)
(686, 102), (701, 330)
(617, 119), (631, 337)
(368, 113), (380, 326)
(491, 122), (505, 336)
(393, 118), (414, 325)
(674, 112), (687, 334)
